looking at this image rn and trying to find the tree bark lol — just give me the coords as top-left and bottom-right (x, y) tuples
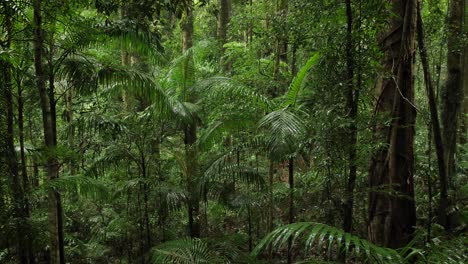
(32, 0), (65, 263)
(268, 160), (274, 233)
(287, 158), (294, 264)
(441, 0), (464, 188)
(1, 5), (35, 262)
(273, 0), (288, 97)
(17, 70), (35, 264)
(416, 4), (450, 230)
(343, 0), (359, 235)
(181, 0), (200, 238)
(218, 0), (231, 72)
(66, 88), (76, 175)
(368, 0), (417, 248)
(461, 0), (467, 143)
(276, 0), (288, 64)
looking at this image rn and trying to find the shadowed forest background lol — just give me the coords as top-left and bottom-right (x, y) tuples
(0, 0), (467, 263)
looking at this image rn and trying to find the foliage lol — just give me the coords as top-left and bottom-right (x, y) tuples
(0, 0), (466, 263)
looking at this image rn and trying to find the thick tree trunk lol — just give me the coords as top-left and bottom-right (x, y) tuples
(416, 4), (450, 230)
(441, 0), (464, 188)
(181, 0), (200, 238)
(343, 0), (359, 235)
(218, 0), (231, 72)
(32, 0), (65, 263)
(368, 0), (417, 248)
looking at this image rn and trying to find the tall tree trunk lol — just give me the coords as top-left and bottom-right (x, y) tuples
(416, 4), (450, 230)
(268, 161), (274, 233)
(1, 9), (31, 262)
(276, 0), (288, 64)
(272, 0), (288, 97)
(248, 0), (253, 43)
(140, 149), (151, 253)
(181, 0), (200, 238)
(28, 116), (40, 188)
(441, 0), (464, 188)
(17, 72), (35, 264)
(66, 88), (76, 176)
(461, 0), (467, 143)
(218, 0), (231, 72)
(32, 0), (65, 263)
(287, 158), (294, 264)
(343, 0), (359, 235)
(368, 0), (417, 248)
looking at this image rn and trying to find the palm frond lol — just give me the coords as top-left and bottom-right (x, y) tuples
(38, 175), (110, 200)
(258, 109), (306, 159)
(194, 76), (271, 111)
(281, 53), (320, 108)
(252, 222), (403, 263)
(100, 19), (163, 61)
(151, 238), (228, 264)
(201, 151), (265, 193)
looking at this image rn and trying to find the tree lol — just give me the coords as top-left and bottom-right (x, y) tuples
(32, 0), (65, 262)
(368, 0), (417, 248)
(218, 0), (232, 72)
(1, 0), (468, 263)
(180, 0), (201, 238)
(416, 1), (450, 232)
(342, 0), (359, 235)
(441, 0), (464, 191)
(0, 4), (32, 262)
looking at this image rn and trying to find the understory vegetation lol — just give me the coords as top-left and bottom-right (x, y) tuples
(0, 0), (467, 263)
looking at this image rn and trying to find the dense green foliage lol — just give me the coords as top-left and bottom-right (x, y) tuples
(0, 0), (467, 263)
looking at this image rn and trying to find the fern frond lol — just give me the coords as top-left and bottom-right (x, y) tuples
(252, 222), (403, 263)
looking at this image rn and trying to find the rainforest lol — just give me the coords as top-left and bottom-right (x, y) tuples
(0, 0), (467, 263)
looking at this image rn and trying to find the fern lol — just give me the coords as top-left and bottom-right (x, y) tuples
(252, 222), (403, 263)
(416, 236), (468, 264)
